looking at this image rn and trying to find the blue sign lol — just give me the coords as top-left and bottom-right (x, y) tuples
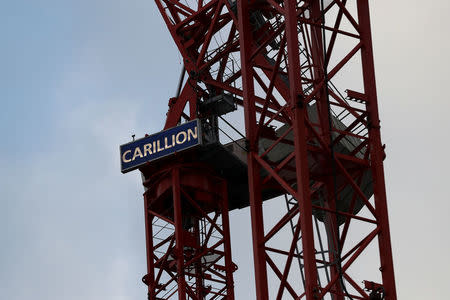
(120, 119), (202, 173)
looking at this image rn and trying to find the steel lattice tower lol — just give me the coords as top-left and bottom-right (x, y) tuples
(127, 0), (397, 299)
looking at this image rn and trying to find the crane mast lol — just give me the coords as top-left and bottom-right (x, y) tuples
(120, 0), (397, 299)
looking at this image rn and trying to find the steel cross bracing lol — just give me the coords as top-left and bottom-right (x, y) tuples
(150, 0), (397, 299)
(142, 164), (236, 299)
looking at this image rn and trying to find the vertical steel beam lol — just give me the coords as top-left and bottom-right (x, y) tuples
(310, 1), (344, 298)
(284, 0), (319, 298)
(172, 167), (187, 300)
(144, 197), (156, 300)
(357, 0), (397, 299)
(193, 220), (203, 299)
(237, 0), (269, 298)
(221, 182), (235, 300)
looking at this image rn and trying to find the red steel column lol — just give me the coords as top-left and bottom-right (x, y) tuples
(237, 0), (269, 298)
(172, 167), (187, 300)
(310, 1), (344, 299)
(357, 0), (397, 299)
(144, 197), (156, 300)
(193, 220), (203, 299)
(284, 0), (319, 298)
(221, 182), (235, 299)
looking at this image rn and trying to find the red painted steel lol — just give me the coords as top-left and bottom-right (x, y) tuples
(138, 0), (398, 299)
(237, 0), (269, 297)
(357, 1), (397, 298)
(141, 163), (236, 299)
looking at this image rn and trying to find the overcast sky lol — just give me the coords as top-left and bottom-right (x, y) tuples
(1, 0), (450, 299)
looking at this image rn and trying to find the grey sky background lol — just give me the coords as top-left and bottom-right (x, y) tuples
(1, 0), (449, 299)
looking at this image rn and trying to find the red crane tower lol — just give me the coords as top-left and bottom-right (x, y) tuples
(120, 0), (397, 299)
